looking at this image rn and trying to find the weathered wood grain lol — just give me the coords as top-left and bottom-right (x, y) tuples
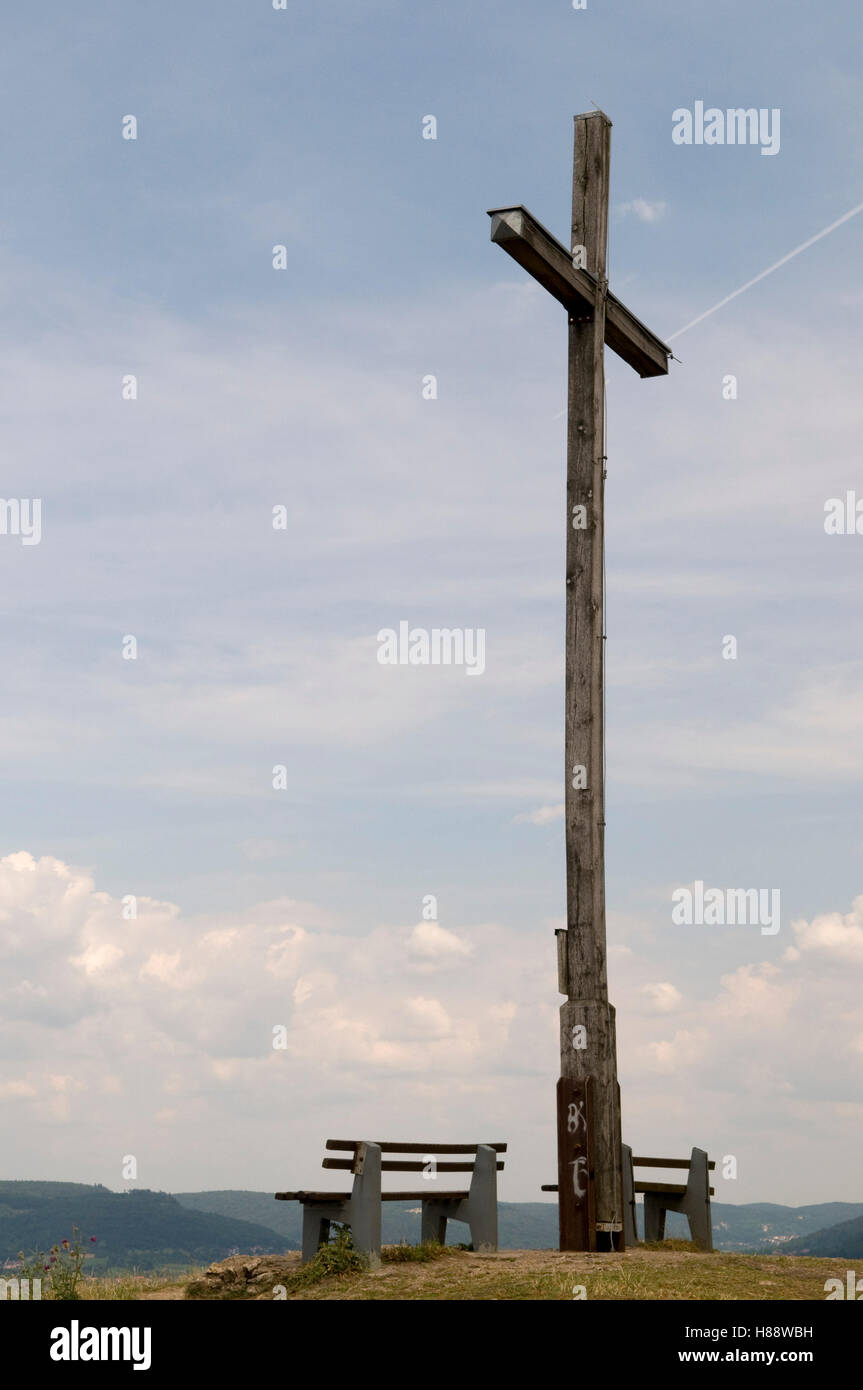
(487, 111), (669, 1252)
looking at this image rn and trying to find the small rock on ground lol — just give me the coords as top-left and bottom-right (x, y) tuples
(185, 1254), (301, 1301)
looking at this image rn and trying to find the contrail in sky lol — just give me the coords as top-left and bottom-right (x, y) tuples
(667, 198), (863, 341)
(549, 196), (863, 417)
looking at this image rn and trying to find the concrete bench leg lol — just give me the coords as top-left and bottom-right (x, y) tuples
(302, 1210), (331, 1263)
(641, 1149), (713, 1250)
(622, 1144), (638, 1248)
(643, 1194), (666, 1243)
(682, 1147), (713, 1251)
(421, 1202), (448, 1245)
(466, 1144), (498, 1252)
(349, 1141), (382, 1268)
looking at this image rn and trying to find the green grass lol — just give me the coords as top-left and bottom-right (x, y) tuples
(259, 1235), (450, 1298)
(381, 1241), (448, 1264)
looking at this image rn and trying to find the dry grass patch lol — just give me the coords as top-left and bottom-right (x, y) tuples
(290, 1248), (863, 1302)
(76, 1269), (202, 1301)
(74, 1246), (863, 1302)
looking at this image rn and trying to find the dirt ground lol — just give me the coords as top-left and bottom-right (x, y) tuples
(129, 1246), (863, 1302)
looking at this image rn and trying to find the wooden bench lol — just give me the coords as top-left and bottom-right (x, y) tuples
(622, 1145), (714, 1251)
(276, 1140), (507, 1265)
(541, 1144), (714, 1251)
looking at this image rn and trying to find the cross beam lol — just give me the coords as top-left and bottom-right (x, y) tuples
(487, 206), (671, 378)
(488, 112), (670, 1252)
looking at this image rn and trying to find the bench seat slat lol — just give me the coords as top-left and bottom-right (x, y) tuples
(322, 1158), (503, 1172)
(542, 1177), (715, 1195)
(635, 1181), (686, 1196)
(275, 1190), (469, 1203)
(325, 1140), (506, 1154)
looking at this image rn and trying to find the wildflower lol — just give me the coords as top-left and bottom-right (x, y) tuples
(90, 1236), (97, 1243)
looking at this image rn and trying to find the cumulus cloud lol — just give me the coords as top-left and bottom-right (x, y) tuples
(789, 896), (863, 963)
(404, 996), (452, 1038)
(407, 920), (473, 965)
(0, 852), (535, 1188)
(1, 850), (861, 1202)
(641, 981), (682, 1013)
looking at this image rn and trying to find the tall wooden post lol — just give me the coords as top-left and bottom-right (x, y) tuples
(559, 112), (622, 1250)
(486, 109), (671, 1252)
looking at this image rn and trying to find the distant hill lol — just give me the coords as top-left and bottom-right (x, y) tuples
(175, 1189), (302, 1242)
(174, 1190), (863, 1254)
(0, 1181), (293, 1272)
(779, 1213), (863, 1258)
(706, 1201), (863, 1252)
(4, 1182), (861, 1269)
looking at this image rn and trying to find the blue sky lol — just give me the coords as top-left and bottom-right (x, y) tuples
(1, 0), (862, 1207)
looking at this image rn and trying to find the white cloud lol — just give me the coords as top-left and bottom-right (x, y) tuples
(714, 962), (798, 1026)
(514, 804), (565, 825)
(140, 952), (184, 987)
(0, 850), (860, 1202)
(643, 1027), (710, 1073)
(641, 981), (682, 1013)
(618, 198), (667, 223)
(612, 666), (863, 791)
(0, 1079), (37, 1100)
(790, 896), (863, 963)
(404, 996), (452, 1038)
(71, 942), (124, 976)
(408, 920), (473, 965)
(0, 268), (861, 824)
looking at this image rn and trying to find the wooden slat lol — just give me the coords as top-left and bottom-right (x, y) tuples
(633, 1156), (716, 1171)
(635, 1181), (715, 1196)
(488, 205), (593, 316)
(542, 1178), (718, 1199)
(605, 292), (671, 379)
(275, 1191), (469, 1203)
(324, 1140), (507, 1154)
(614, 1082), (626, 1253)
(385, 1192), (467, 1202)
(555, 928), (569, 996)
(487, 205), (670, 378)
(634, 1181), (686, 1196)
(322, 1158), (503, 1172)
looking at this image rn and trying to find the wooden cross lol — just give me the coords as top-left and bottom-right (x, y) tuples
(488, 111), (670, 1251)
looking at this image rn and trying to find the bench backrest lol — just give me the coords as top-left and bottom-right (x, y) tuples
(323, 1141), (506, 1176)
(632, 1155), (715, 1172)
